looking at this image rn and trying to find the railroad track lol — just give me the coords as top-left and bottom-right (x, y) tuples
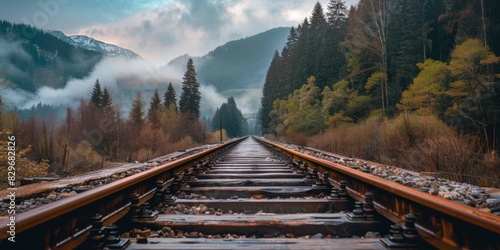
(0, 136), (499, 249)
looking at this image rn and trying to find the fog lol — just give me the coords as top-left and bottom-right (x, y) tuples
(3, 56), (262, 119)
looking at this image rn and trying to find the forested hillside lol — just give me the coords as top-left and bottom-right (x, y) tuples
(260, 0), (500, 186)
(166, 27), (290, 92)
(0, 20), (102, 91)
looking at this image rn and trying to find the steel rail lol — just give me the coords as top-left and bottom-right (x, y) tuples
(0, 138), (245, 249)
(254, 136), (500, 250)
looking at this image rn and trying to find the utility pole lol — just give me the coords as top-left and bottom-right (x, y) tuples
(220, 110), (222, 143)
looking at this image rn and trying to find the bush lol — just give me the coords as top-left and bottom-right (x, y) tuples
(288, 112), (499, 187)
(423, 134), (499, 186)
(68, 140), (101, 173)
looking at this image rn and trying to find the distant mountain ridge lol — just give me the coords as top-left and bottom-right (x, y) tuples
(1, 18), (288, 107)
(165, 27), (290, 93)
(0, 20), (103, 91)
(47, 31), (141, 59)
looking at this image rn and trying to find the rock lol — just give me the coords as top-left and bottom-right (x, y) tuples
(311, 233), (323, 239)
(486, 198), (498, 206)
(46, 193), (57, 199)
(364, 231), (381, 238)
(428, 188), (439, 196)
(198, 204), (208, 213)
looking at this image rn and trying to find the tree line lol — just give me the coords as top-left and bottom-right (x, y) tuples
(260, 0), (500, 149)
(0, 58), (247, 185)
(260, 0), (500, 186)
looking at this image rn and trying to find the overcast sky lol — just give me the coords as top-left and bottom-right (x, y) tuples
(1, 0), (358, 65)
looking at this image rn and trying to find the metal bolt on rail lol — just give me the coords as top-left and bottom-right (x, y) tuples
(181, 168), (193, 187)
(162, 185), (177, 204)
(140, 202), (159, 220)
(102, 224), (130, 249)
(130, 193), (159, 221)
(191, 162), (200, 176)
(322, 172), (331, 186)
(363, 192), (376, 221)
(347, 201), (367, 221)
(328, 181), (349, 200)
(338, 180), (349, 198)
(378, 214), (421, 250)
(89, 214), (105, 249)
(328, 187), (341, 200)
(130, 193), (142, 220)
(312, 169), (329, 189)
(171, 173), (182, 193)
(153, 180), (165, 206)
(87, 215), (131, 249)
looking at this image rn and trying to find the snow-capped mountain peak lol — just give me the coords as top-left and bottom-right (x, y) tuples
(47, 31), (141, 59)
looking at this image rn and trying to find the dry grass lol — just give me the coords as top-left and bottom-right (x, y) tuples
(286, 113), (499, 187)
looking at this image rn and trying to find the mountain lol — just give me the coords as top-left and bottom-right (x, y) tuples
(165, 27), (290, 93)
(0, 20), (103, 91)
(47, 31), (141, 59)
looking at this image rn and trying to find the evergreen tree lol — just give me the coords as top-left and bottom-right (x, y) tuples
(179, 58), (201, 119)
(147, 89), (163, 128)
(308, 2), (329, 90)
(324, 0), (349, 84)
(260, 51), (283, 134)
(212, 97), (247, 138)
(129, 91), (145, 128)
(327, 0), (348, 27)
(164, 82), (178, 112)
(101, 87), (113, 112)
(90, 79), (102, 108)
(395, 0), (432, 95)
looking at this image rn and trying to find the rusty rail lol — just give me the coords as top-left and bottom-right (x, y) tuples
(1, 136), (498, 249)
(0, 138), (245, 249)
(254, 136), (500, 250)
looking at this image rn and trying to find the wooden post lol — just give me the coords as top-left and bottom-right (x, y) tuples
(100, 156), (105, 169)
(220, 110), (223, 143)
(62, 144), (68, 174)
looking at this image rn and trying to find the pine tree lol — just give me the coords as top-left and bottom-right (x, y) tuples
(179, 58), (201, 119)
(129, 91), (145, 128)
(212, 97), (246, 138)
(101, 87), (113, 112)
(260, 51), (283, 134)
(395, 0), (429, 93)
(327, 0), (348, 27)
(164, 82), (178, 112)
(90, 79), (102, 108)
(147, 89), (163, 128)
(324, 0), (348, 83)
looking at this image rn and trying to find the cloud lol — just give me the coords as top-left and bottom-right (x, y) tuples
(74, 0), (349, 64)
(1, 0), (360, 64)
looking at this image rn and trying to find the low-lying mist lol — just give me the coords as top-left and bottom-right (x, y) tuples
(3, 56), (262, 119)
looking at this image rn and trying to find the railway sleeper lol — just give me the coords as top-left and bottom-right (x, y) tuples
(186, 178), (308, 187)
(132, 213), (383, 237)
(159, 198), (351, 214)
(124, 238), (382, 250)
(179, 185), (329, 199)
